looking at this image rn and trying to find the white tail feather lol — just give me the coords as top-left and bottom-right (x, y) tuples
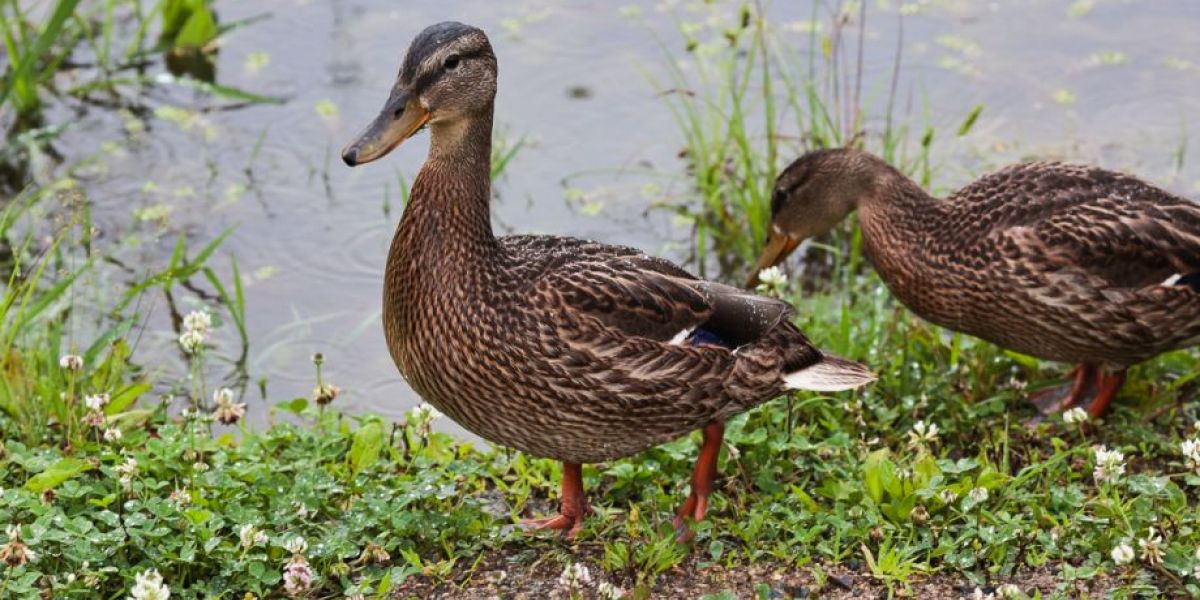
(782, 355), (876, 392)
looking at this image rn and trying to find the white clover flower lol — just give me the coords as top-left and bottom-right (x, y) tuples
(192, 461), (209, 473)
(169, 487), (189, 506)
(1139, 529), (1164, 565)
(84, 394), (110, 411)
(756, 265), (787, 288)
(1092, 445), (1126, 484)
(969, 587), (995, 600)
(938, 489), (959, 505)
(117, 457), (138, 477)
(1111, 541), (1135, 565)
(557, 562), (593, 591)
(410, 402), (443, 437)
(996, 583), (1021, 599)
(907, 420), (940, 445)
(212, 388), (234, 405)
(968, 487), (989, 504)
(59, 354), (83, 372)
(182, 310), (212, 334)
(238, 524), (268, 548)
(103, 428), (123, 442)
(282, 558), (313, 597)
(283, 536), (308, 555)
(128, 568), (170, 600)
(312, 383), (340, 406)
(0, 526), (36, 566)
(597, 580), (625, 600)
(1062, 407), (1088, 424)
(178, 330), (205, 354)
(1181, 438), (1200, 470)
(213, 388), (246, 425)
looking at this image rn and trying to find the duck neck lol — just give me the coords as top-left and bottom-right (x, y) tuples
(399, 110), (498, 262)
(856, 167), (942, 247)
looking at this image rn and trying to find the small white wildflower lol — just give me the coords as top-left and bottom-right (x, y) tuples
(996, 583), (1021, 599)
(213, 388), (246, 425)
(756, 265), (787, 288)
(907, 420), (940, 445)
(238, 524), (268, 548)
(968, 487), (989, 504)
(119, 475), (133, 489)
(182, 310), (212, 334)
(1092, 445), (1126, 484)
(117, 457), (138, 477)
(168, 487), (189, 506)
(412, 402), (442, 421)
(597, 580), (625, 600)
(192, 461), (208, 473)
(178, 329), (205, 354)
(283, 536), (308, 555)
(1111, 541), (1135, 565)
(1181, 438), (1200, 470)
(59, 354), (83, 371)
(969, 587), (995, 600)
(212, 387), (234, 405)
(84, 394), (110, 411)
(84, 410), (106, 428)
(1062, 407), (1089, 424)
(103, 427), (123, 442)
(557, 562), (593, 591)
(128, 568), (170, 600)
(938, 489), (959, 505)
(410, 402), (443, 437)
(0, 525), (36, 566)
(312, 383), (340, 406)
(1139, 528), (1164, 565)
(282, 558), (313, 597)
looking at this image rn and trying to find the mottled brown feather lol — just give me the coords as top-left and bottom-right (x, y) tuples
(369, 27), (870, 465)
(771, 149), (1200, 372)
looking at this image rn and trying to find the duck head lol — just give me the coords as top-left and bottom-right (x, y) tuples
(746, 148), (891, 287)
(342, 21), (497, 166)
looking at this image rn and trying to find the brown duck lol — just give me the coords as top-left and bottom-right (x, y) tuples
(340, 22), (874, 539)
(749, 148), (1200, 417)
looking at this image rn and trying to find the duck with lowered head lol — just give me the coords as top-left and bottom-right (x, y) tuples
(341, 23), (874, 540)
(749, 148), (1200, 418)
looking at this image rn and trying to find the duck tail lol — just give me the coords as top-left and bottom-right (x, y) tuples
(782, 353), (876, 392)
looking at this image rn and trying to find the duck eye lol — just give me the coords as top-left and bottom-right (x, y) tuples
(443, 54), (461, 70)
(770, 189), (786, 215)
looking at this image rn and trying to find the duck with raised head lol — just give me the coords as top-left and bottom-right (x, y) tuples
(340, 22), (874, 540)
(748, 148), (1200, 418)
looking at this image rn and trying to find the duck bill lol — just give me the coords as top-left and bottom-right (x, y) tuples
(341, 88), (430, 167)
(745, 232), (800, 288)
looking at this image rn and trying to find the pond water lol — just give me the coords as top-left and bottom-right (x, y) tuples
(44, 0), (1200, 432)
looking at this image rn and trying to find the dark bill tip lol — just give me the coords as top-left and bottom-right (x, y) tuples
(341, 147), (359, 167)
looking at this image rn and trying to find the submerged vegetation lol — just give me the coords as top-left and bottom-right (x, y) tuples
(1, 1), (1199, 598)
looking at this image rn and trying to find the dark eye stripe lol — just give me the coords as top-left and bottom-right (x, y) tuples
(411, 47), (490, 93)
